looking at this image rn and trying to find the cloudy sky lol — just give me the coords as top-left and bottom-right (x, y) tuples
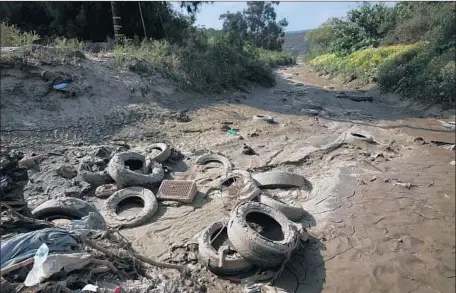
(174, 2), (396, 32)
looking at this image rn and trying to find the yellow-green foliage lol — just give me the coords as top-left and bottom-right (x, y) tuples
(53, 37), (84, 50)
(113, 39), (172, 69)
(309, 43), (425, 82)
(0, 22), (40, 47)
(256, 48), (296, 67)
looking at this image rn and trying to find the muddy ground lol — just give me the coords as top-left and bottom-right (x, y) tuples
(1, 53), (455, 293)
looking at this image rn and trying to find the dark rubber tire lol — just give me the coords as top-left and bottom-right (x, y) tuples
(101, 187), (158, 228)
(198, 218), (253, 276)
(32, 198), (103, 222)
(258, 194), (305, 222)
(195, 153), (233, 176)
(78, 158), (111, 186)
(145, 143), (171, 163)
(108, 152), (164, 188)
(252, 171), (306, 189)
(227, 202), (299, 268)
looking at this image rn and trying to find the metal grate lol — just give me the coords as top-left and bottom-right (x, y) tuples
(157, 180), (198, 203)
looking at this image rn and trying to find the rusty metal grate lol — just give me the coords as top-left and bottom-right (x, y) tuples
(157, 180), (198, 203)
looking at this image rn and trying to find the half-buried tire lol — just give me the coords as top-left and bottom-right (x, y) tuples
(198, 218), (253, 276)
(145, 143), (171, 163)
(32, 198), (104, 223)
(257, 194), (305, 222)
(101, 187), (158, 228)
(227, 202), (299, 268)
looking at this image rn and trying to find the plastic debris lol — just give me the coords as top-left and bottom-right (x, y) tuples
(82, 284), (99, 292)
(24, 243), (49, 286)
(227, 129), (238, 136)
(53, 82), (69, 90)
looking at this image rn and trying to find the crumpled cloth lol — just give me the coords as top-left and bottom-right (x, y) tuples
(1, 227), (80, 269)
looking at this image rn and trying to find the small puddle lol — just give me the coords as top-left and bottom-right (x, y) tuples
(116, 197), (144, 217)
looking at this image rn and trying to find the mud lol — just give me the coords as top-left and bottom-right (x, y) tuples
(1, 55), (454, 293)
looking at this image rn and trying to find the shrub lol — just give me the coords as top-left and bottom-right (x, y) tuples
(378, 46), (455, 106)
(0, 22), (40, 47)
(309, 43), (423, 82)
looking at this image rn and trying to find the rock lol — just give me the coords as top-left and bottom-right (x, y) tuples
(184, 279), (194, 287)
(56, 165), (77, 179)
(95, 184), (118, 198)
(242, 143), (255, 155)
(347, 73), (357, 82)
(450, 161), (455, 166)
(18, 155), (45, 169)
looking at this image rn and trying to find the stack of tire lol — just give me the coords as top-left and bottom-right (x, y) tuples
(198, 170), (308, 276)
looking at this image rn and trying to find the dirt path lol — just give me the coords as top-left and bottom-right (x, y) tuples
(2, 57), (454, 293)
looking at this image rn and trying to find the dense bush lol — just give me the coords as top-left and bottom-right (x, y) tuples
(378, 46), (455, 106)
(306, 2), (455, 107)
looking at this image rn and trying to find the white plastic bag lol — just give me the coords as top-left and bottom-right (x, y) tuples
(24, 243), (49, 287)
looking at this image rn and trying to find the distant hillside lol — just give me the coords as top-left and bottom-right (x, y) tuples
(282, 30), (310, 56)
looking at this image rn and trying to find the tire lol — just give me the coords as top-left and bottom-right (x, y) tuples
(257, 194), (305, 222)
(32, 198), (103, 222)
(227, 202), (299, 268)
(78, 158), (112, 186)
(252, 171), (307, 189)
(108, 152), (164, 188)
(220, 170), (261, 201)
(198, 218), (253, 276)
(253, 115), (274, 123)
(348, 130), (374, 143)
(145, 143), (171, 163)
(195, 153), (233, 177)
(101, 187), (158, 228)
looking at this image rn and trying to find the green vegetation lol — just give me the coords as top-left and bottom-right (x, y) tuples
(0, 2), (294, 91)
(305, 2), (455, 107)
(0, 22), (40, 47)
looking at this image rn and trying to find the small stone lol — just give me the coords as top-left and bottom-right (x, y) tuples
(242, 143), (255, 155)
(56, 165), (77, 179)
(75, 152), (84, 158)
(184, 279), (193, 287)
(95, 184), (118, 198)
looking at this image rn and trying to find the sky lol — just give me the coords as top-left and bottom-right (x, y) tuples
(173, 2), (396, 32)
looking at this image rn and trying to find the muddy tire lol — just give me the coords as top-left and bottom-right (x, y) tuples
(348, 130), (374, 143)
(108, 152), (164, 188)
(145, 143), (171, 163)
(252, 171), (307, 189)
(258, 194), (305, 222)
(195, 153), (233, 176)
(253, 115), (274, 123)
(32, 198), (103, 222)
(227, 202), (299, 268)
(101, 187), (158, 228)
(221, 170), (261, 201)
(198, 218), (253, 275)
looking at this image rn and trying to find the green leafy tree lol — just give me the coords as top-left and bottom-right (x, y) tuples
(220, 2), (288, 51)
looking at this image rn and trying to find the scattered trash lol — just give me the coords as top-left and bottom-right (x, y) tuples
(227, 129), (238, 136)
(1, 228), (79, 269)
(53, 82), (69, 90)
(81, 284), (99, 292)
(157, 180), (197, 203)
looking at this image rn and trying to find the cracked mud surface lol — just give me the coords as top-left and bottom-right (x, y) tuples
(2, 58), (454, 293)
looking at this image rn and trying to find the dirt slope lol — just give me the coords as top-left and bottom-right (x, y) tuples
(1, 55), (454, 293)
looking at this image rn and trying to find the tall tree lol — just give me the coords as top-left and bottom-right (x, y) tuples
(220, 1), (288, 51)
